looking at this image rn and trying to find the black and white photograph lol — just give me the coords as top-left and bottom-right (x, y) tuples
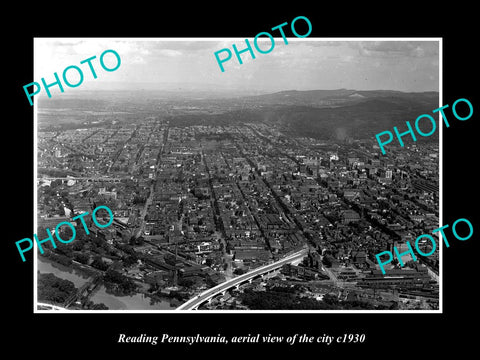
(33, 38), (441, 312)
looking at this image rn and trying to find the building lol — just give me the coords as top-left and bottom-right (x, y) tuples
(336, 268), (358, 282)
(378, 169), (393, 183)
(350, 250), (367, 265)
(281, 264), (320, 281)
(343, 189), (361, 201)
(341, 210), (360, 224)
(98, 187), (117, 200)
(358, 266), (431, 289)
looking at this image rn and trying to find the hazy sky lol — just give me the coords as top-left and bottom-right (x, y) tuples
(34, 38), (440, 94)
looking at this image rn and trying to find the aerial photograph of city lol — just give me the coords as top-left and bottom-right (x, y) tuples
(34, 38), (440, 311)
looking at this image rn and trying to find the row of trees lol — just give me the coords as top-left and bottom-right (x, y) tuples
(38, 272), (111, 309)
(240, 288), (334, 310)
(239, 288), (396, 310)
(38, 273), (76, 304)
(103, 268), (137, 295)
(40, 250), (73, 267)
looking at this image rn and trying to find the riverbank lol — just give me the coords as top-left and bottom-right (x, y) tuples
(37, 255), (177, 310)
(39, 251), (101, 277)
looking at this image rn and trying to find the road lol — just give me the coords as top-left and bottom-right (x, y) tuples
(321, 264), (342, 287)
(133, 141), (166, 239)
(176, 247), (308, 310)
(134, 180), (155, 239)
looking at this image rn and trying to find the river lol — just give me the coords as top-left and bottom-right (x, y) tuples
(37, 256), (176, 310)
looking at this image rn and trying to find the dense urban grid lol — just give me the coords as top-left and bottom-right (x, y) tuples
(36, 90), (439, 311)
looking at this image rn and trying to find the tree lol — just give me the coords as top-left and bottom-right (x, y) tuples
(178, 277), (195, 288)
(123, 254), (138, 267)
(74, 253), (90, 264)
(205, 258), (214, 267)
(133, 196), (146, 205)
(389, 302), (399, 310)
(322, 293), (339, 306)
(229, 300), (238, 310)
(91, 303), (109, 310)
(103, 268), (136, 294)
(322, 255), (333, 268)
(38, 273), (76, 304)
(72, 238), (86, 251)
(129, 236), (144, 246)
(233, 268), (247, 275)
(91, 256), (109, 271)
(46, 251), (72, 266)
(116, 243), (135, 255)
(81, 299), (109, 310)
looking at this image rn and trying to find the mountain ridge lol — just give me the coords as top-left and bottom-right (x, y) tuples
(240, 88), (438, 107)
